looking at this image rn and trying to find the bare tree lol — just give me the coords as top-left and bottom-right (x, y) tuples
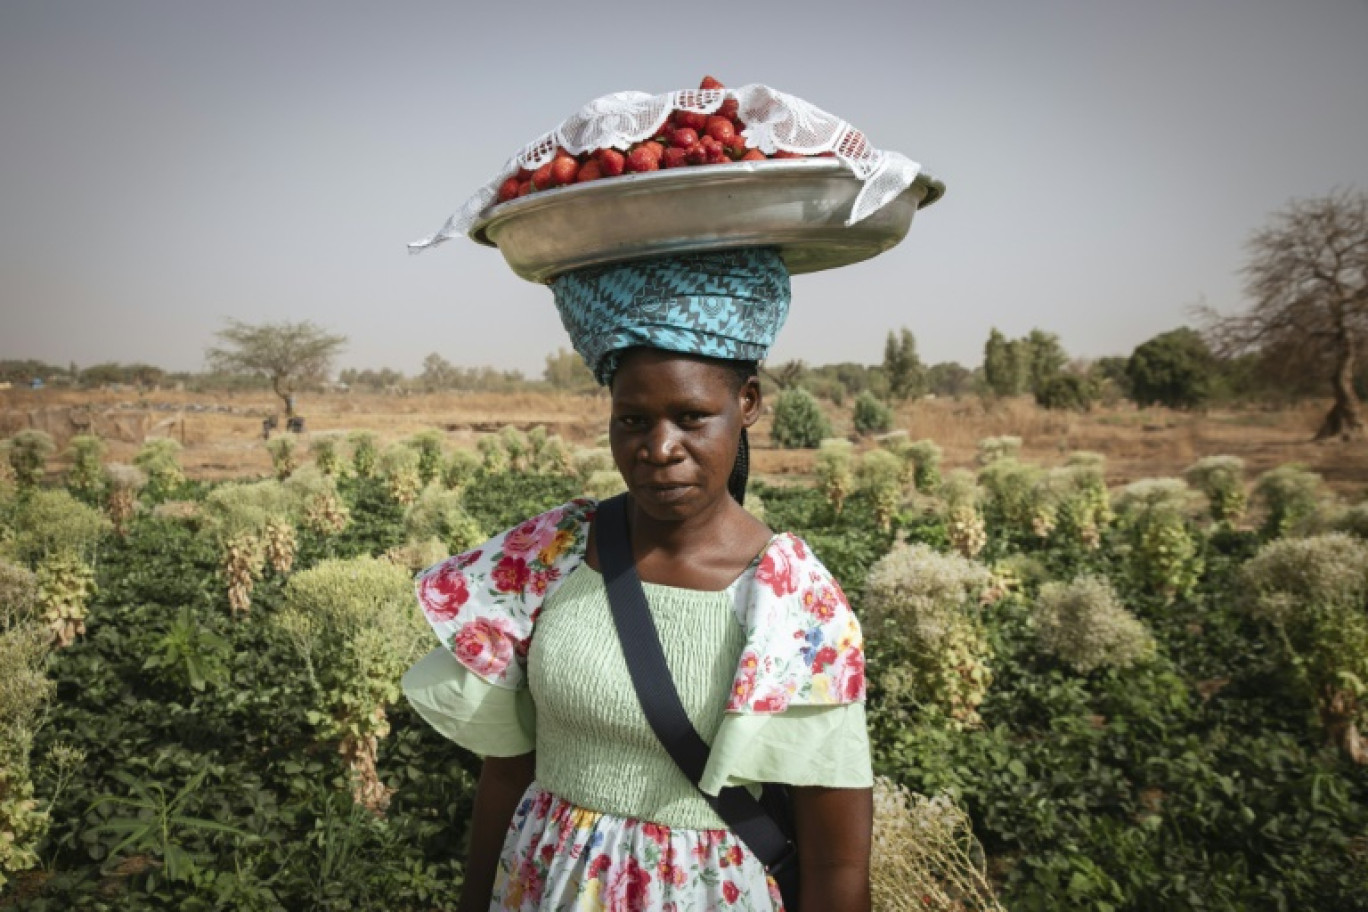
(206, 319), (347, 417)
(1203, 189), (1368, 440)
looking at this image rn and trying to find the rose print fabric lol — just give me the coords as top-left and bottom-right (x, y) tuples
(494, 782), (783, 912)
(413, 500), (866, 711)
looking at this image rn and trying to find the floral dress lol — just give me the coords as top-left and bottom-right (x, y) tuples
(402, 499), (872, 911)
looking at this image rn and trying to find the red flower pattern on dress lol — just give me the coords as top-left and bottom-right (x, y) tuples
(755, 535), (802, 597)
(451, 617), (517, 678)
(605, 856), (652, 912)
(802, 582), (842, 623)
(812, 645), (839, 673)
(722, 880), (741, 904)
(491, 555), (531, 593)
(419, 562), (469, 622)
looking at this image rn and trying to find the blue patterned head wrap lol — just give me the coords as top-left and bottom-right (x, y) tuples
(550, 248), (791, 385)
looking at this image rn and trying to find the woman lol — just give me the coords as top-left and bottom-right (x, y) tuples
(403, 249), (873, 910)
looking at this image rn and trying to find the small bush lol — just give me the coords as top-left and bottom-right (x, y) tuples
(6, 430), (56, 489)
(406, 430), (446, 486)
(309, 432), (346, 477)
(1253, 464), (1324, 538)
(1034, 373), (1096, 411)
(265, 436), (298, 480)
(133, 437), (185, 494)
(864, 543), (994, 729)
(1032, 575), (1155, 673)
(1185, 455), (1247, 525)
(852, 391), (893, 436)
(377, 444), (422, 506)
(857, 449), (904, 531)
(1241, 534), (1368, 763)
(442, 449), (482, 490)
(815, 439), (855, 514)
(65, 434), (107, 500)
(403, 487), (485, 554)
(348, 431), (379, 478)
(976, 435), (1021, 466)
(770, 388), (832, 449)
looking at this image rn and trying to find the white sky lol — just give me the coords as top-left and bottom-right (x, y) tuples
(2, 0), (1366, 376)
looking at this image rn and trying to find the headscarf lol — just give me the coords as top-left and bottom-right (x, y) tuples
(549, 247), (791, 385)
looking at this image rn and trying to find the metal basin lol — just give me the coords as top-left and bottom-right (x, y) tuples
(469, 158), (945, 283)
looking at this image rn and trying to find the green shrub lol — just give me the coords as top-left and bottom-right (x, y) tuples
(103, 463), (146, 534)
(65, 434), (107, 501)
(476, 434), (507, 473)
(377, 444), (421, 506)
(277, 556), (429, 810)
(1114, 478), (1203, 600)
(133, 437), (185, 495)
(1253, 464), (1324, 538)
(906, 439), (943, 495)
(939, 469), (987, 559)
(1126, 326), (1215, 409)
(2, 488), (111, 566)
(499, 426), (529, 472)
(310, 432), (346, 477)
(1034, 373), (1096, 411)
(864, 542), (993, 729)
(815, 438), (855, 514)
(1032, 575), (1155, 673)
(265, 436), (298, 480)
(1241, 533), (1368, 763)
(571, 447), (615, 484)
(1184, 455), (1248, 525)
(442, 448), (482, 491)
(770, 388), (832, 449)
(348, 430), (379, 478)
(857, 449), (904, 532)
(976, 435), (1021, 466)
(6, 430), (56, 489)
(406, 430), (446, 486)
(403, 487), (485, 554)
(852, 391), (894, 436)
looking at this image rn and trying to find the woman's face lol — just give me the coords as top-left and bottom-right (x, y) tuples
(608, 349), (761, 521)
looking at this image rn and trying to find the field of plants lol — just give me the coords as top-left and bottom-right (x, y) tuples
(2, 419), (1367, 911)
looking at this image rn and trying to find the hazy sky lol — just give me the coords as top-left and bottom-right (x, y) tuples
(3, 0), (1366, 377)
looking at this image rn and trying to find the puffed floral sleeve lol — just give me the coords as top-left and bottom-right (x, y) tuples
(401, 499), (594, 757)
(700, 533), (873, 795)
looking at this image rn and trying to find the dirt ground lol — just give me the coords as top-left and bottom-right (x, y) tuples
(3, 387), (1365, 497)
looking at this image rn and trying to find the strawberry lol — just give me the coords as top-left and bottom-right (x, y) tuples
(699, 75), (725, 90)
(517, 179), (533, 197)
(516, 167), (533, 181)
(532, 162), (554, 190)
(724, 134), (748, 156)
(772, 150), (803, 159)
(705, 116), (736, 144)
(577, 159), (603, 182)
(550, 156), (579, 186)
(670, 127), (700, 148)
(718, 98), (739, 121)
(703, 139), (728, 164)
(675, 109), (708, 132)
(740, 149), (766, 162)
(684, 142), (707, 165)
(598, 148), (626, 176)
(497, 177), (520, 203)
(662, 146), (688, 169)
(626, 146), (659, 172)
(638, 141), (665, 163)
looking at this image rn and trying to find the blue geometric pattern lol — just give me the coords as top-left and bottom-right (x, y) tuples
(550, 248), (791, 385)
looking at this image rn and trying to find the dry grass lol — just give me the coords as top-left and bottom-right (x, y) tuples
(3, 388), (1365, 496)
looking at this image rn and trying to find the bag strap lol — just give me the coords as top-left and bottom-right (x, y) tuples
(596, 494), (794, 868)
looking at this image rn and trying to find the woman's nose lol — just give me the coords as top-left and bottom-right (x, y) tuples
(640, 421), (680, 463)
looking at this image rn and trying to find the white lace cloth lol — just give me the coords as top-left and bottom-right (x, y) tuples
(409, 84), (922, 250)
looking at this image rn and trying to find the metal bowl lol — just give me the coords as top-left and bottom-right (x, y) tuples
(469, 158), (945, 283)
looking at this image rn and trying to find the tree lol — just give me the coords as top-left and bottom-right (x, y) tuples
(883, 328), (927, 401)
(543, 348), (595, 392)
(982, 328), (1026, 397)
(1204, 189), (1368, 440)
(927, 361), (974, 398)
(770, 388), (832, 449)
(419, 353), (458, 392)
(1023, 329), (1068, 394)
(206, 320), (346, 416)
(1126, 328), (1216, 409)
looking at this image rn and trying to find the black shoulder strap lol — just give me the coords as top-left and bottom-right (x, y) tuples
(595, 493), (792, 867)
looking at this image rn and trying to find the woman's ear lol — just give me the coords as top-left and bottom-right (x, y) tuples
(740, 377), (763, 428)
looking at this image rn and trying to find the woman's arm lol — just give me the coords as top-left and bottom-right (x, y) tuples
(791, 785), (872, 912)
(457, 752), (536, 912)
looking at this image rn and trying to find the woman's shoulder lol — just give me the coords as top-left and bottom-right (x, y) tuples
(413, 499), (596, 686)
(730, 529), (865, 714)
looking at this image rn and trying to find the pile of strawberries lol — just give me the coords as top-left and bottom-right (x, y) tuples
(496, 76), (831, 203)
